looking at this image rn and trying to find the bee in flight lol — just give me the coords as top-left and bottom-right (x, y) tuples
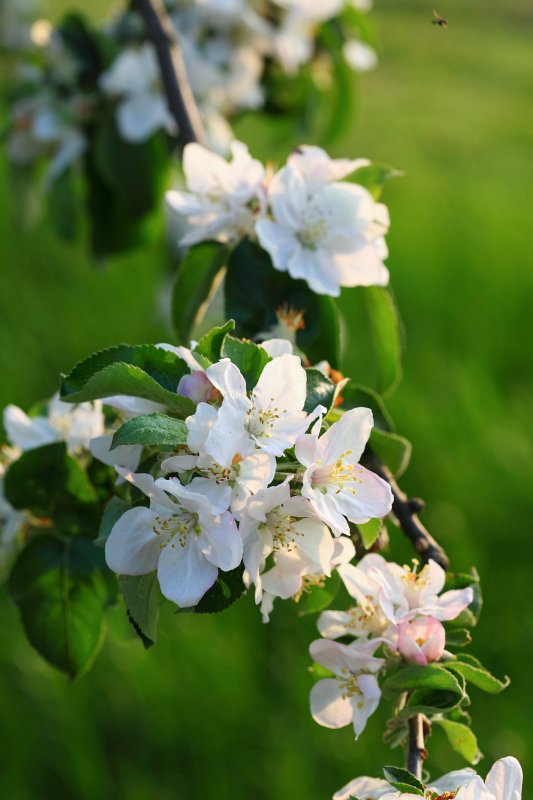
(432, 9), (448, 26)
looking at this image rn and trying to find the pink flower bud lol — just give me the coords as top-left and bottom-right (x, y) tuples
(177, 371), (214, 405)
(397, 616), (445, 666)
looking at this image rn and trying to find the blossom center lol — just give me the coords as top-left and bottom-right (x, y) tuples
(153, 512), (199, 548)
(246, 396), (283, 438)
(337, 668), (362, 700)
(297, 205), (329, 250)
(311, 451), (363, 493)
(264, 506), (299, 550)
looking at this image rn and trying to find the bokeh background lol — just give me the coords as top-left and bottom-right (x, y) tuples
(1, 0), (532, 798)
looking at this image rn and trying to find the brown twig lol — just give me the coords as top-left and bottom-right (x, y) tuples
(367, 455), (449, 570)
(406, 714), (429, 780)
(132, 0), (207, 146)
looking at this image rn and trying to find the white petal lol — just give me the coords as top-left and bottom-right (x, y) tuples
(198, 511), (242, 571)
(205, 360), (248, 406)
(253, 353), (306, 413)
(186, 401), (218, 454)
(117, 93), (174, 143)
(186, 476), (232, 515)
(105, 506), (160, 575)
(333, 776), (393, 800)
(485, 758), (523, 800)
(310, 679), (353, 728)
(157, 536), (218, 608)
(320, 407), (373, 464)
(89, 434), (142, 472)
(430, 770), (478, 795)
(3, 405), (58, 450)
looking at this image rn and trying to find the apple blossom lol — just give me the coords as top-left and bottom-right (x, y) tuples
(99, 43), (176, 143)
(166, 140), (265, 246)
(255, 150), (390, 296)
(333, 775), (394, 800)
(296, 408), (393, 535)
(161, 448), (276, 519)
(309, 637), (384, 737)
(397, 615), (446, 665)
(190, 353), (324, 467)
(240, 480), (334, 601)
(105, 468), (242, 608)
(3, 394), (104, 455)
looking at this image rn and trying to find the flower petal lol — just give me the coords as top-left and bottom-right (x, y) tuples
(157, 537), (218, 608)
(105, 506), (160, 575)
(310, 678), (353, 729)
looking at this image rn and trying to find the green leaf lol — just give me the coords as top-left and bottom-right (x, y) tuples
(304, 369), (336, 413)
(60, 344), (195, 417)
(364, 287), (403, 397)
(369, 428), (412, 477)
(220, 335), (270, 391)
(8, 535), (116, 677)
(193, 567), (246, 614)
(445, 628), (473, 648)
(351, 163), (402, 200)
(171, 241), (229, 344)
(434, 719), (482, 764)
(339, 382), (394, 432)
(445, 657), (510, 694)
(112, 413), (188, 449)
(357, 518), (384, 549)
(225, 239), (340, 366)
(95, 496), (130, 547)
(4, 442), (99, 537)
(119, 572), (160, 648)
(382, 767), (425, 796)
(47, 167), (79, 242)
(193, 320), (235, 365)
(382, 663), (465, 717)
(297, 571), (341, 616)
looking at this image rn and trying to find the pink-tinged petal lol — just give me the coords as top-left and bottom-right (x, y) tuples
(310, 638), (348, 674)
(427, 587), (474, 621)
(157, 537), (218, 608)
(328, 466), (393, 524)
(320, 407), (374, 464)
(105, 506), (160, 575)
(198, 511), (242, 571)
(398, 617), (445, 665)
(177, 371), (214, 404)
(310, 679), (353, 729)
(485, 758), (523, 800)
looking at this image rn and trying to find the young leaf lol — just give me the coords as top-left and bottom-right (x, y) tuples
(95, 496), (130, 547)
(382, 767), (425, 796)
(225, 238), (340, 366)
(434, 719), (482, 764)
(193, 320), (235, 364)
(220, 335), (270, 391)
(60, 344), (195, 417)
(351, 164), (402, 201)
(111, 413), (188, 449)
(8, 535), (117, 677)
(357, 518), (384, 550)
(304, 369), (335, 414)
(297, 572), (341, 616)
(171, 241), (229, 344)
(383, 663), (465, 716)
(364, 287), (403, 397)
(445, 569), (482, 628)
(119, 572), (160, 648)
(445, 657), (510, 694)
(445, 628), (473, 648)
(369, 428), (412, 477)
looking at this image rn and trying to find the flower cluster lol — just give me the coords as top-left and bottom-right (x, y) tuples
(308, 554), (473, 737)
(99, 340), (393, 611)
(334, 757), (523, 800)
(167, 141), (390, 296)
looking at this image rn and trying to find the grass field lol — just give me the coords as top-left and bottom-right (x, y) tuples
(0, 1), (532, 798)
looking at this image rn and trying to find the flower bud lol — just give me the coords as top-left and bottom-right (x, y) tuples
(397, 616), (445, 666)
(177, 371), (214, 405)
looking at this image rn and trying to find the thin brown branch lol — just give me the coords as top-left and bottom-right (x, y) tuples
(367, 454), (449, 570)
(132, 0), (207, 147)
(406, 714), (429, 780)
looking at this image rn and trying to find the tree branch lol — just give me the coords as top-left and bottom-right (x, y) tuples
(368, 455), (449, 570)
(406, 714), (429, 780)
(132, 0), (207, 147)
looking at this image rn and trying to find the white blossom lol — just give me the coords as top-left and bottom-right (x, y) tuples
(309, 637), (383, 737)
(166, 140), (265, 246)
(296, 408), (393, 535)
(105, 468), (242, 608)
(3, 394), (104, 455)
(99, 43), (175, 143)
(256, 147), (389, 296)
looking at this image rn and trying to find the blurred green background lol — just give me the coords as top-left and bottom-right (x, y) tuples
(1, 0), (532, 798)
